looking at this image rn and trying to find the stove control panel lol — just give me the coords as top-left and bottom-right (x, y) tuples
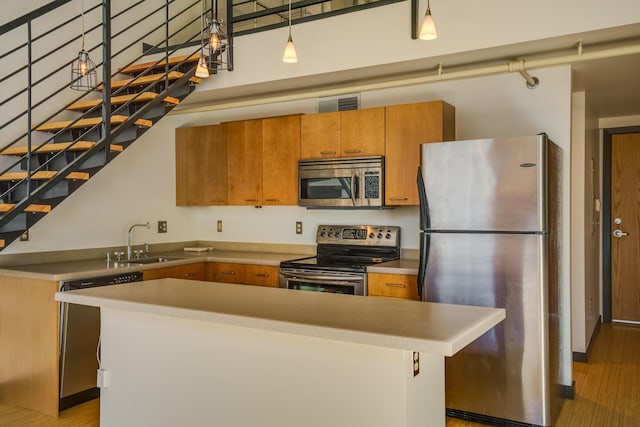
(316, 225), (400, 247)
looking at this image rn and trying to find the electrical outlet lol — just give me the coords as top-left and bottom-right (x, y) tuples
(295, 221), (303, 234)
(157, 221), (167, 233)
(412, 352), (420, 377)
(217, 220), (223, 232)
(19, 230), (29, 241)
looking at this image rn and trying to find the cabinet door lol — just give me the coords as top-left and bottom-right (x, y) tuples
(208, 262), (246, 284)
(175, 124), (227, 206)
(245, 264), (280, 287)
(143, 266), (176, 280)
(227, 119), (263, 205)
(262, 115), (300, 205)
(385, 101), (455, 205)
(368, 273), (419, 300)
(173, 263), (206, 281)
(341, 108), (385, 157)
(300, 112), (341, 159)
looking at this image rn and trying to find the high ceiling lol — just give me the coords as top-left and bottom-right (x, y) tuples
(178, 21), (640, 120)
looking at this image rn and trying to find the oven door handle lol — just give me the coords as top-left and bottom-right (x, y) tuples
(350, 170), (357, 206)
(281, 273), (362, 285)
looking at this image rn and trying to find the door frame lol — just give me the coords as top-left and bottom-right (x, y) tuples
(602, 125), (640, 323)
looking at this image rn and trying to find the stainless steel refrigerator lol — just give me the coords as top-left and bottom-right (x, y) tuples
(417, 134), (563, 426)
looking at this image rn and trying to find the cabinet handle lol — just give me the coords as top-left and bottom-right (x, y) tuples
(389, 197), (409, 201)
(320, 151), (336, 155)
(211, 199), (225, 203)
(221, 271), (236, 275)
(183, 273), (196, 278)
(264, 198), (279, 202)
(254, 273), (270, 278)
(344, 149), (362, 154)
(385, 283), (407, 288)
(244, 199), (258, 202)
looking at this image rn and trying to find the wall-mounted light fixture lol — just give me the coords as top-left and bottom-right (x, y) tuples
(282, 0), (298, 63)
(70, 0), (97, 90)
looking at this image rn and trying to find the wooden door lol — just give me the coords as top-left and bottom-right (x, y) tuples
(262, 115), (300, 205)
(340, 108), (385, 157)
(384, 101), (455, 206)
(611, 133), (640, 322)
(300, 112), (341, 159)
(227, 119), (263, 205)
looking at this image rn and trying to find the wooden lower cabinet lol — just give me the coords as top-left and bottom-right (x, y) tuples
(208, 262), (279, 287)
(367, 272), (419, 300)
(143, 263), (206, 281)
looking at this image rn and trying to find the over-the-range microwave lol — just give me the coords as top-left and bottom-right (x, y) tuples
(298, 156), (384, 208)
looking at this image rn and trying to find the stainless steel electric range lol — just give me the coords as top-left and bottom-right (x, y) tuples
(279, 225), (401, 295)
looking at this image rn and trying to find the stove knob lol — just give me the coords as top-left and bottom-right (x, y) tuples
(385, 233), (392, 239)
(328, 232), (333, 237)
(320, 232), (326, 237)
(369, 233), (375, 239)
(377, 233), (383, 239)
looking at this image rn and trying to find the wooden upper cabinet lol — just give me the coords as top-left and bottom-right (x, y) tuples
(385, 101), (455, 206)
(227, 119), (263, 205)
(340, 107), (385, 157)
(262, 115), (300, 205)
(300, 111), (341, 159)
(175, 124), (227, 206)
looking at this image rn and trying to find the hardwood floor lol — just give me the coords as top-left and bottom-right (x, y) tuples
(0, 324), (637, 426)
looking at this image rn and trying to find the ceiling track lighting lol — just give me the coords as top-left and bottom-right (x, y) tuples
(70, 0), (97, 91)
(282, 0), (298, 63)
(419, 0), (437, 40)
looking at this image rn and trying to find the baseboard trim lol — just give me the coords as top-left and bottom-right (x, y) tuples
(573, 316), (602, 363)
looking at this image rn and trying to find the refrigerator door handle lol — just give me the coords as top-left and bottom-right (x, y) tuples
(417, 231), (430, 300)
(417, 166), (430, 230)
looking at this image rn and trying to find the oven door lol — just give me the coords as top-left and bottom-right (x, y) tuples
(279, 268), (366, 295)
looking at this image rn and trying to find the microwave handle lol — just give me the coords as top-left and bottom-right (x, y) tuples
(351, 170), (357, 206)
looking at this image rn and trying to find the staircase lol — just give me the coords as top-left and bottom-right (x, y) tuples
(0, 0), (208, 251)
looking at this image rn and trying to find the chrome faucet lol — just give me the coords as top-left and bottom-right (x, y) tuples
(127, 222), (150, 260)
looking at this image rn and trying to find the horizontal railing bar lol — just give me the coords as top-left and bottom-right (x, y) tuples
(0, 0), (73, 36)
(0, 41), (28, 62)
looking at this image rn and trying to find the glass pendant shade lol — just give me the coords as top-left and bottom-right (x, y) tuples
(282, 32), (298, 63)
(419, 8), (437, 40)
(70, 49), (97, 90)
(195, 57), (210, 78)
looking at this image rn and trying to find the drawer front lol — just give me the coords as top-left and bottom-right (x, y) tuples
(245, 265), (279, 287)
(209, 263), (246, 284)
(367, 273), (419, 300)
(174, 263), (206, 281)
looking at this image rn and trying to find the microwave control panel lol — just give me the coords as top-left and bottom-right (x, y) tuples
(363, 172), (380, 199)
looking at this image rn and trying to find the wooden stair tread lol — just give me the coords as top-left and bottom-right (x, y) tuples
(119, 54), (202, 75)
(100, 71), (201, 91)
(0, 204), (51, 213)
(1, 141), (123, 156)
(67, 93), (180, 112)
(34, 115), (152, 132)
(0, 171), (89, 181)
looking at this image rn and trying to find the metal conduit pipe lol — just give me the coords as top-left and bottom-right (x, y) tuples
(171, 42), (640, 114)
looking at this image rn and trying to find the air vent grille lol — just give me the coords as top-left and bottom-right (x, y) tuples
(318, 94), (360, 112)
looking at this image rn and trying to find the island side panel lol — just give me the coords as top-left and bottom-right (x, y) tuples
(0, 275), (59, 417)
(99, 308), (445, 427)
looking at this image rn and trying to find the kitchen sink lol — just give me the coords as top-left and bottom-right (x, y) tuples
(114, 257), (183, 267)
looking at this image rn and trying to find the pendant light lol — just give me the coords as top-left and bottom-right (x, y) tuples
(204, 0), (230, 72)
(195, 0), (210, 78)
(70, 0), (97, 90)
(419, 0), (437, 40)
(282, 0), (298, 63)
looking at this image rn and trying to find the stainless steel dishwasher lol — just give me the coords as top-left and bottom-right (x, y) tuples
(58, 271), (142, 410)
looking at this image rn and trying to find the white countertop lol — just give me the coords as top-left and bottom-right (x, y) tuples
(55, 278), (504, 356)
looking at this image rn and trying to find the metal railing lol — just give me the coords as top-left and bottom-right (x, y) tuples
(0, 0), (204, 227)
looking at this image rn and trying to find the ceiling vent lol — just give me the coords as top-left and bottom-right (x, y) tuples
(318, 94), (360, 112)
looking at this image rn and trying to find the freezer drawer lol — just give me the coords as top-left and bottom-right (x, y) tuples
(421, 232), (559, 426)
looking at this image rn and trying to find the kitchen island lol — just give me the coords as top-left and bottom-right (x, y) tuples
(55, 278), (504, 427)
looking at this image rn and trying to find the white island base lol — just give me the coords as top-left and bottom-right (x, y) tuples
(56, 279), (505, 427)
